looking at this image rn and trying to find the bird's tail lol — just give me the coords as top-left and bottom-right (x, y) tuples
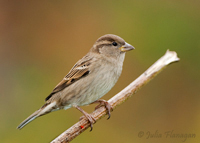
(17, 102), (57, 129)
(17, 109), (40, 129)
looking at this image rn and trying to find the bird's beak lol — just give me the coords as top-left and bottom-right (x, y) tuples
(120, 42), (135, 52)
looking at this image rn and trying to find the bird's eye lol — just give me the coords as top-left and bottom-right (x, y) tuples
(112, 42), (118, 46)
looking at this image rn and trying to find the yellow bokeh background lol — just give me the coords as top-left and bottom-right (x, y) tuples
(1, 1), (200, 143)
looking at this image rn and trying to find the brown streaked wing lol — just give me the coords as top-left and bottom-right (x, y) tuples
(45, 56), (92, 101)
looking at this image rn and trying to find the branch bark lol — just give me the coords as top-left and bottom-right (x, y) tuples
(51, 50), (180, 143)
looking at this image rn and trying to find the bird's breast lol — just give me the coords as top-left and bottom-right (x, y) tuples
(77, 61), (123, 106)
(61, 55), (125, 107)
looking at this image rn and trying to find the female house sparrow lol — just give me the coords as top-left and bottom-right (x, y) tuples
(17, 34), (134, 131)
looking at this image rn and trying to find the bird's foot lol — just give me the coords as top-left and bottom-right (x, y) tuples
(82, 112), (96, 131)
(76, 106), (96, 131)
(94, 99), (113, 119)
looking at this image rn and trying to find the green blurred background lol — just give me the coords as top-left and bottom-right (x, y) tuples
(1, 0), (200, 143)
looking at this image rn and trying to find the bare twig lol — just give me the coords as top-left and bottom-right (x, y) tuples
(51, 50), (180, 143)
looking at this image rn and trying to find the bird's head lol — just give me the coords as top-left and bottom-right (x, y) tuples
(91, 34), (135, 58)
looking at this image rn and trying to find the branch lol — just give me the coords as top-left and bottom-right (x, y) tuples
(51, 50), (180, 143)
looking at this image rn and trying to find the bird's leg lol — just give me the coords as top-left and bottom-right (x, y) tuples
(93, 99), (113, 119)
(75, 106), (96, 131)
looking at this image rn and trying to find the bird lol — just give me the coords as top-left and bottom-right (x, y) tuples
(17, 34), (134, 131)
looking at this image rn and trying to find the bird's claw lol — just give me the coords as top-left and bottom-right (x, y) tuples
(79, 113), (96, 131)
(94, 100), (113, 119)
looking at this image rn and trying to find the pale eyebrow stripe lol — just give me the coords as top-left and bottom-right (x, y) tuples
(95, 40), (112, 48)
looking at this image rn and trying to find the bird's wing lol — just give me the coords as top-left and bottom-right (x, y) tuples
(45, 55), (92, 101)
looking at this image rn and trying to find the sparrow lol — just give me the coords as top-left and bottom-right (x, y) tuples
(17, 34), (134, 131)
